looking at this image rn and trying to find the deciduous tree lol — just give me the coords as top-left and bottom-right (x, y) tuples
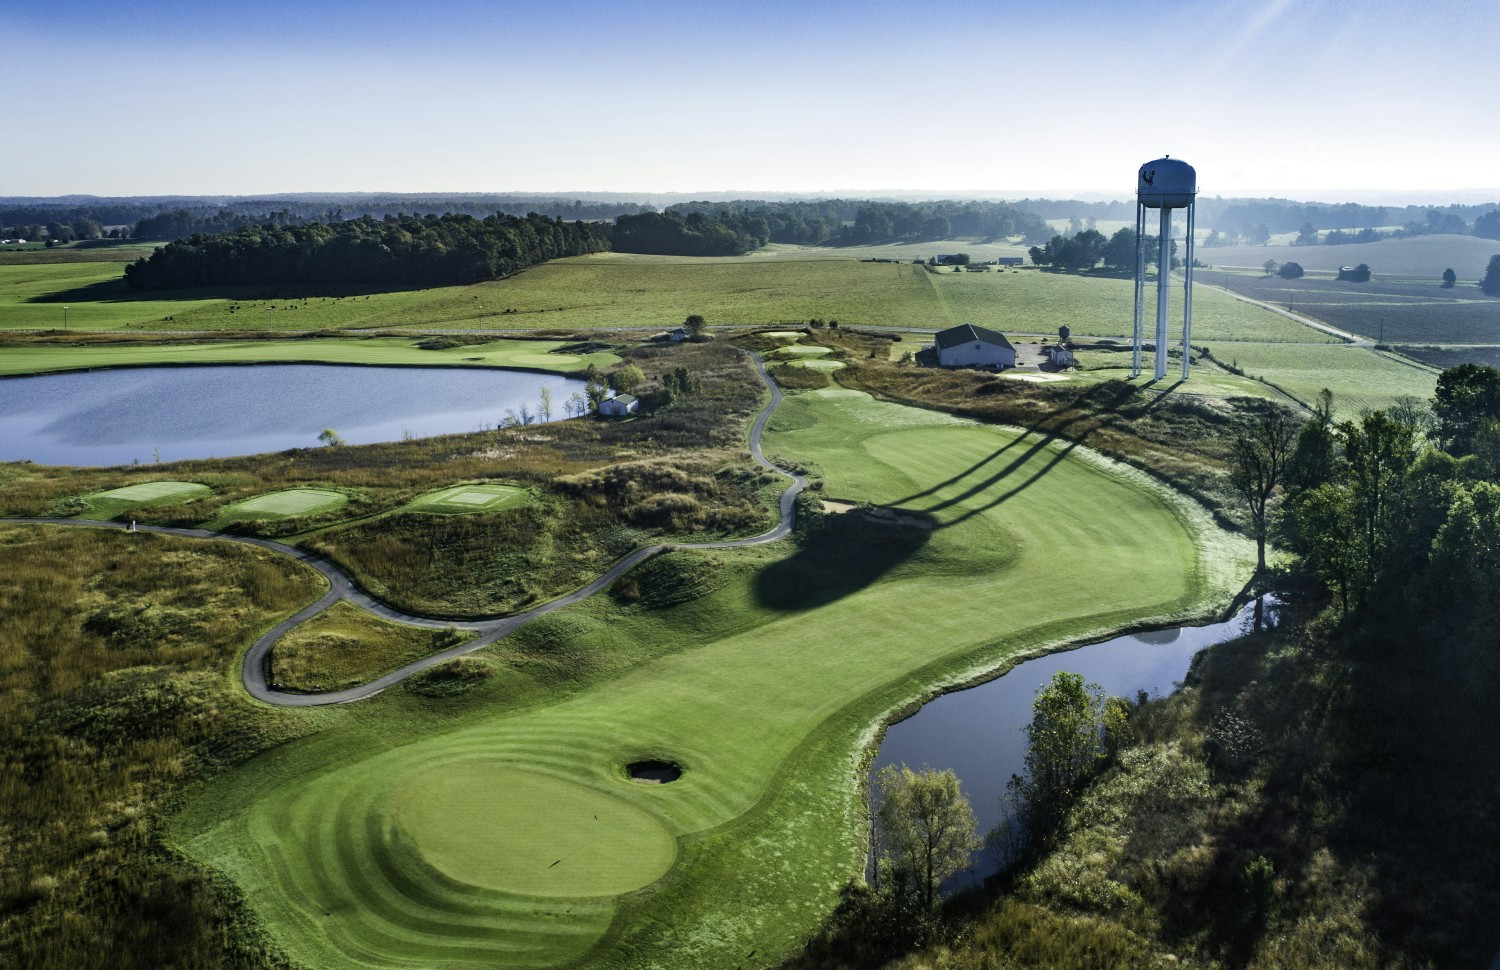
(874, 765), (979, 911)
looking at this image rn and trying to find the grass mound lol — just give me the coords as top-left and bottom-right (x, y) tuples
(405, 483), (529, 514)
(611, 550), (730, 608)
(393, 761), (678, 896)
(405, 655), (496, 697)
(267, 601), (473, 693)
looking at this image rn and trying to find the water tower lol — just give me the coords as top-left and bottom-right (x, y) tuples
(1131, 156), (1197, 381)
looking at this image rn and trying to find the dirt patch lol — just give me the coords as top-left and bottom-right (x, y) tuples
(626, 760), (683, 784)
(821, 500), (856, 514)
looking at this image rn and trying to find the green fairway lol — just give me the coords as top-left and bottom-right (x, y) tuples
(1202, 342), (1439, 416)
(406, 483), (530, 513)
(0, 336), (620, 377)
(174, 389), (1250, 970)
(223, 488), (347, 519)
(82, 480), (211, 517)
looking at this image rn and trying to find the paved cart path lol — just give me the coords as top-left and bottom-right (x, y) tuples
(1, 352), (805, 707)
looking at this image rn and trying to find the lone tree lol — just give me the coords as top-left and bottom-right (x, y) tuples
(1482, 254), (1500, 297)
(1229, 406), (1300, 574)
(317, 428), (344, 447)
(683, 313), (707, 337)
(1263, 258), (1278, 277)
(1009, 671), (1109, 847)
(874, 765), (979, 911)
(1442, 267), (1458, 288)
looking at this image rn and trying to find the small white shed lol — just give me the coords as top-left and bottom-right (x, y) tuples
(599, 394), (638, 416)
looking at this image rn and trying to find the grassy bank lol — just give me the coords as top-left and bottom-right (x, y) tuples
(0, 524), (326, 970)
(267, 601), (473, 693)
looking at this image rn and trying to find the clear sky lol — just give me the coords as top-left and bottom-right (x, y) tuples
(3, 0), (1496, 201)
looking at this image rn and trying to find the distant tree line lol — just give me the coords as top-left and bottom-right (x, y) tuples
(661, 199), (1054, 249)
(122, 212), (609, 290)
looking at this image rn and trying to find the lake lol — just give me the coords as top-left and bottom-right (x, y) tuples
(0, 364), (586, 466)
(870, 597), (1275, 887)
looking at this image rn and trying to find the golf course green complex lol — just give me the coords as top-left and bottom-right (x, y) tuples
(172, 389), (1251, 969)
(221, 488), (347, 520)
(83, 480), (211, 517)
(407, 483), (530, 514)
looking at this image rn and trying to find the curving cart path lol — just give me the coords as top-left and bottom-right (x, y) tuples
(2, 352), (806, 707)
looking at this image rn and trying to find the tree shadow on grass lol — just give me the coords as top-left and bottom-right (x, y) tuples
(753, 510), (935, 612)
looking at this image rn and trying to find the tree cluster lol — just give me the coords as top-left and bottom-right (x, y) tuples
(609, 210), (757, 256)
(664, 198), (1052, 247)
(1029, 226), (1169, 273)
(122, 212), (609, 290)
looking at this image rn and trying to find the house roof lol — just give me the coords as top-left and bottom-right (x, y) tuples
(610, 394), (637, 405)
(934, 323), (1013, 351)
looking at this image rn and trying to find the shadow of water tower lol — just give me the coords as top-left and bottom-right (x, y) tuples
(1132, 156), (1197, 382)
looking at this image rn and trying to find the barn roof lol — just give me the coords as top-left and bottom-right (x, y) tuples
(934, 323), (1013, 351)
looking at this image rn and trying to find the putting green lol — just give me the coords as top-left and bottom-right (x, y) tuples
(230, 488), (347, 517)
(775, 345), (832, 357)
(394, 762), (676, 896)
(175, 391), (1251, 969)
(90, 480), (209, 504)
(407, 483), (529, 513)
(761, 331), (805, 339)
(510, 353), (579, 367)
(789, 359), (845, 371)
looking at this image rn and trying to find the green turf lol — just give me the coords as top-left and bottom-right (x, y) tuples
(0, 336), (620, 377)
(173, 389), (1251, 970)
(787, 359), (846, 370)
(775, 344), (833, 357)
(405, 483), (530, 514)
(1202, 342), (1440, 417)
(223, 488), (347, 519)
(78, 480), (213, 519)
(394, 762), (678, 896)
(1, 252), (1330, 343)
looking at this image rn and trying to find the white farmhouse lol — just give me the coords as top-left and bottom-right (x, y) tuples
(932, 323), (1016, 369)
(598, 393), (638, 416)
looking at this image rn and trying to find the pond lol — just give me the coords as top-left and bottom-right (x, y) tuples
(870, 597), (1275, 888)
(0, 364), (587, 466)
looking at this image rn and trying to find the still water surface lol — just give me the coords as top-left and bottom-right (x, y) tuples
(0, 364), (585, 466)
(871, 598), (1273, 886)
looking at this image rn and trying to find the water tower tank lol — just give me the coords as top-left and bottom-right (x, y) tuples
(1137, 156), (1196, 209)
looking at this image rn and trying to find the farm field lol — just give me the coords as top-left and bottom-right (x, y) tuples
(2, 250), (1333, 343)
(0, 335), (621, 377)
(1201, 268), (1500, 344)
(1393, 344), (1500, 372)
(172, 389), (1251, 970)
(1201, 342), (1440, 416)
(1201, 233), (1499, 278)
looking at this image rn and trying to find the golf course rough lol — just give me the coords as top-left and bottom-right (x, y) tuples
(173, 390), (1252, 970)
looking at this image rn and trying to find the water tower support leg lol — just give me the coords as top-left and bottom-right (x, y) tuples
(1154, 207), (1171, 381)
(1182, 202), (1195, 382)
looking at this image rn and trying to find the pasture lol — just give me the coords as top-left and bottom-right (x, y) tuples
(1201, 342), (1440, 416)
(2, 251), (1333, 345)
(173, 389), (1250, 970)
(0, 335), (620, 377)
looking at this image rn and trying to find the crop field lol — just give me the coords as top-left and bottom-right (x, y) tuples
(406, 483), (530, 514)
(1202, 233), (1499, 279)
(1201, 342), (1439, 416)
(1392, 344), (1500, 372)
(172, 389), (1250, 970)
(0, 335), (620, 377)
(82, 479), (211, 517)
(1202, 270), (1500, 344)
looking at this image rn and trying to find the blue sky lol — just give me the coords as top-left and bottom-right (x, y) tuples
(3, 0), (1496, 199)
